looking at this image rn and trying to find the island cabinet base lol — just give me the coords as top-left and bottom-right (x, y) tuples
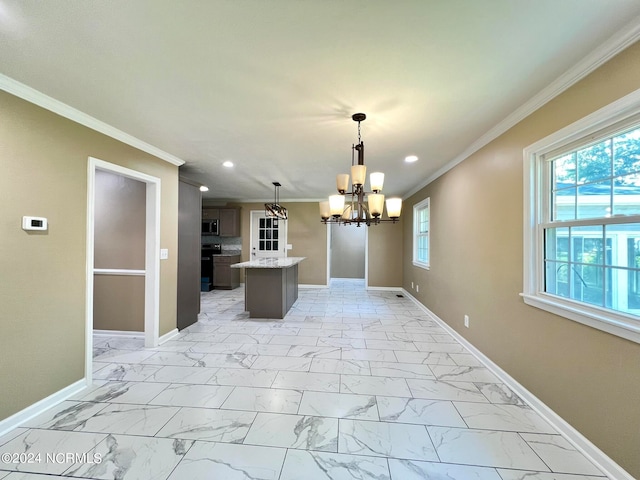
(245, 264), (298, 319)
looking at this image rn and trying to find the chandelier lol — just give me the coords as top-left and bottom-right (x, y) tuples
(319, 113), (402, 226)
(265, 182), (288, 220)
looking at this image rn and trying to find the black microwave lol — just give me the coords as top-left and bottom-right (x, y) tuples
(202, 219), (219, 235)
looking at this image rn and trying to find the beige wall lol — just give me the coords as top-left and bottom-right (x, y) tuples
(93, 275), (145, 331)
(403, 41), (640, 476)
(93, 170), (146, 332)
(0, 91), (179, 421)
(368, 218), (403, 288)
(94, 170), (145, 270)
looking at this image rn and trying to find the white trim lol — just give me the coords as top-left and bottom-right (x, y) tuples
(364, 226), (370, 288)
(85, 158), (96, 385)
(144, 176), (161, 349)
(299, 284), (329, 289)
(158, 328), (180, 345)
(521, 293), (640, 345)
(93, 330), (144, 338)
(325, 223), (331, 286)
(413, 197), (430, 269)
(366, 286), (403, 292)
(0, 74), (184, 167)
(249, 210), (288, 259)
(87, 157), (162, 391)
(0, 380), (87, 439)
(93, 269), (146, 276)
(404, 15), (640, 200)
(401, 288), (635, 480)
(522, 88), (640, 345)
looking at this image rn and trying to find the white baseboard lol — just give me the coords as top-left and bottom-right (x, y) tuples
(299, 284), (329, 289)
(366, 286), (403, 291)
(401, 288), (634, 480)
(93, 329), (144, 338)
(158, 328), (179, 345)
(0, 379), (88, 439)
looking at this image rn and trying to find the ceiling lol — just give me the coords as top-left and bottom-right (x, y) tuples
(2, 1), (640, 202)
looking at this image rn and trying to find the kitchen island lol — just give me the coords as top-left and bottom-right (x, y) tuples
(231, 257), (305, 319)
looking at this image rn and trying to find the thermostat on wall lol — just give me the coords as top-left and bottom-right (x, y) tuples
(22, 216), (48, 231)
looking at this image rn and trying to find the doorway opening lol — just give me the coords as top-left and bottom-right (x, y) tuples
(328, 223), (368, 286)
(86, 157), (161, 384)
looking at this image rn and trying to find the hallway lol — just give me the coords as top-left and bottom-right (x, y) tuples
(0, 281), (606, 479)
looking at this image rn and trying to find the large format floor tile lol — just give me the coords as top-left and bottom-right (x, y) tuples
(280, 449), (391, 480)
(1, 280), (615, 480)
(338, 419), (438, 461)
(155, 407), (257, 442)
(244, 412), (338, 451)
(167, 441), (286, 480)
(64, 434), (191, 479)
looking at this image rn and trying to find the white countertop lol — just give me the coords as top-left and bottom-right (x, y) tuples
(230, 257), (306, 269)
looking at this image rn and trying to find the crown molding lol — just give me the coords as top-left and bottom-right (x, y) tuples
(0, 74), (185, 167)
(217, 197), (326, 203)
(404, 14), (640, 200)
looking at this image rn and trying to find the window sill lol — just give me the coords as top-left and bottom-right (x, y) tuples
(521, 292), (640, 345)
(412, 261), (430, 270)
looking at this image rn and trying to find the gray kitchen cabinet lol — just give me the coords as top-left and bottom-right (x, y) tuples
(201, 207), (240, 237)
(213, 254), (240, 289)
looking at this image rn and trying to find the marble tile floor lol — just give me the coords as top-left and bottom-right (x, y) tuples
(0, 279), (610, 480)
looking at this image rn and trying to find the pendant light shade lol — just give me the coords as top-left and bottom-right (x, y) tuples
(370, 172), (384, 192)
(319, 201), (330, 220)
(368, 193), (385, 217)
(329, 194), (345, 216)
(386, 197), (402, 219)
(351, 165), (366, 187)
(336, 174), (349, 194)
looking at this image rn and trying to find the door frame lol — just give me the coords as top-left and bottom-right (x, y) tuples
(249, 210), (288, 259)
(86, 157), (161, 383)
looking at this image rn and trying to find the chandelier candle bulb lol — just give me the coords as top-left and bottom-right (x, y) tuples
(386, 197), (402, 219)
(336, 174), (350, 194)
(368, 193), (385, 217)
(329, 194), (345, 217)
(319, 201), (331, 220)
(370, 172), (385, 192)
(351, 165), (366, 187)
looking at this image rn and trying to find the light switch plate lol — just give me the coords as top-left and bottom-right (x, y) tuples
(286, 244), (293, 250)
(160, 248), (169, 260)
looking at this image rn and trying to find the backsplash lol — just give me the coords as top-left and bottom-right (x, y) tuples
(201, 236), (242, 253)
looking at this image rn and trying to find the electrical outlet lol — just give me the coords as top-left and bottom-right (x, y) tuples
(416, 285), (419, 293)
(464, 315), (470, 328)
(411, 281), (414, 289)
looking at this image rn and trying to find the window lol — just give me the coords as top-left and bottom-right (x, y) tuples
(413, 197), (430, 269)
(523, 89), (640, 344)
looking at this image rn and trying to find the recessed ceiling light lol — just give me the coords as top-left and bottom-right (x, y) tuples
(223, 161), (234, 168)
(199, 185), (209, 192)
(405, 155), (418, 163)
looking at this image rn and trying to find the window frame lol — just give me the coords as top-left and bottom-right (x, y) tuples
(413, 197), (430, 269)
(523, 88), (640, 345)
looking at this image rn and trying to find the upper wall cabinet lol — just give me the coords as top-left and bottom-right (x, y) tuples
(202, 207), (240, 237)
(219, 208), (240, 237)
(202, 208), (219, 220)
